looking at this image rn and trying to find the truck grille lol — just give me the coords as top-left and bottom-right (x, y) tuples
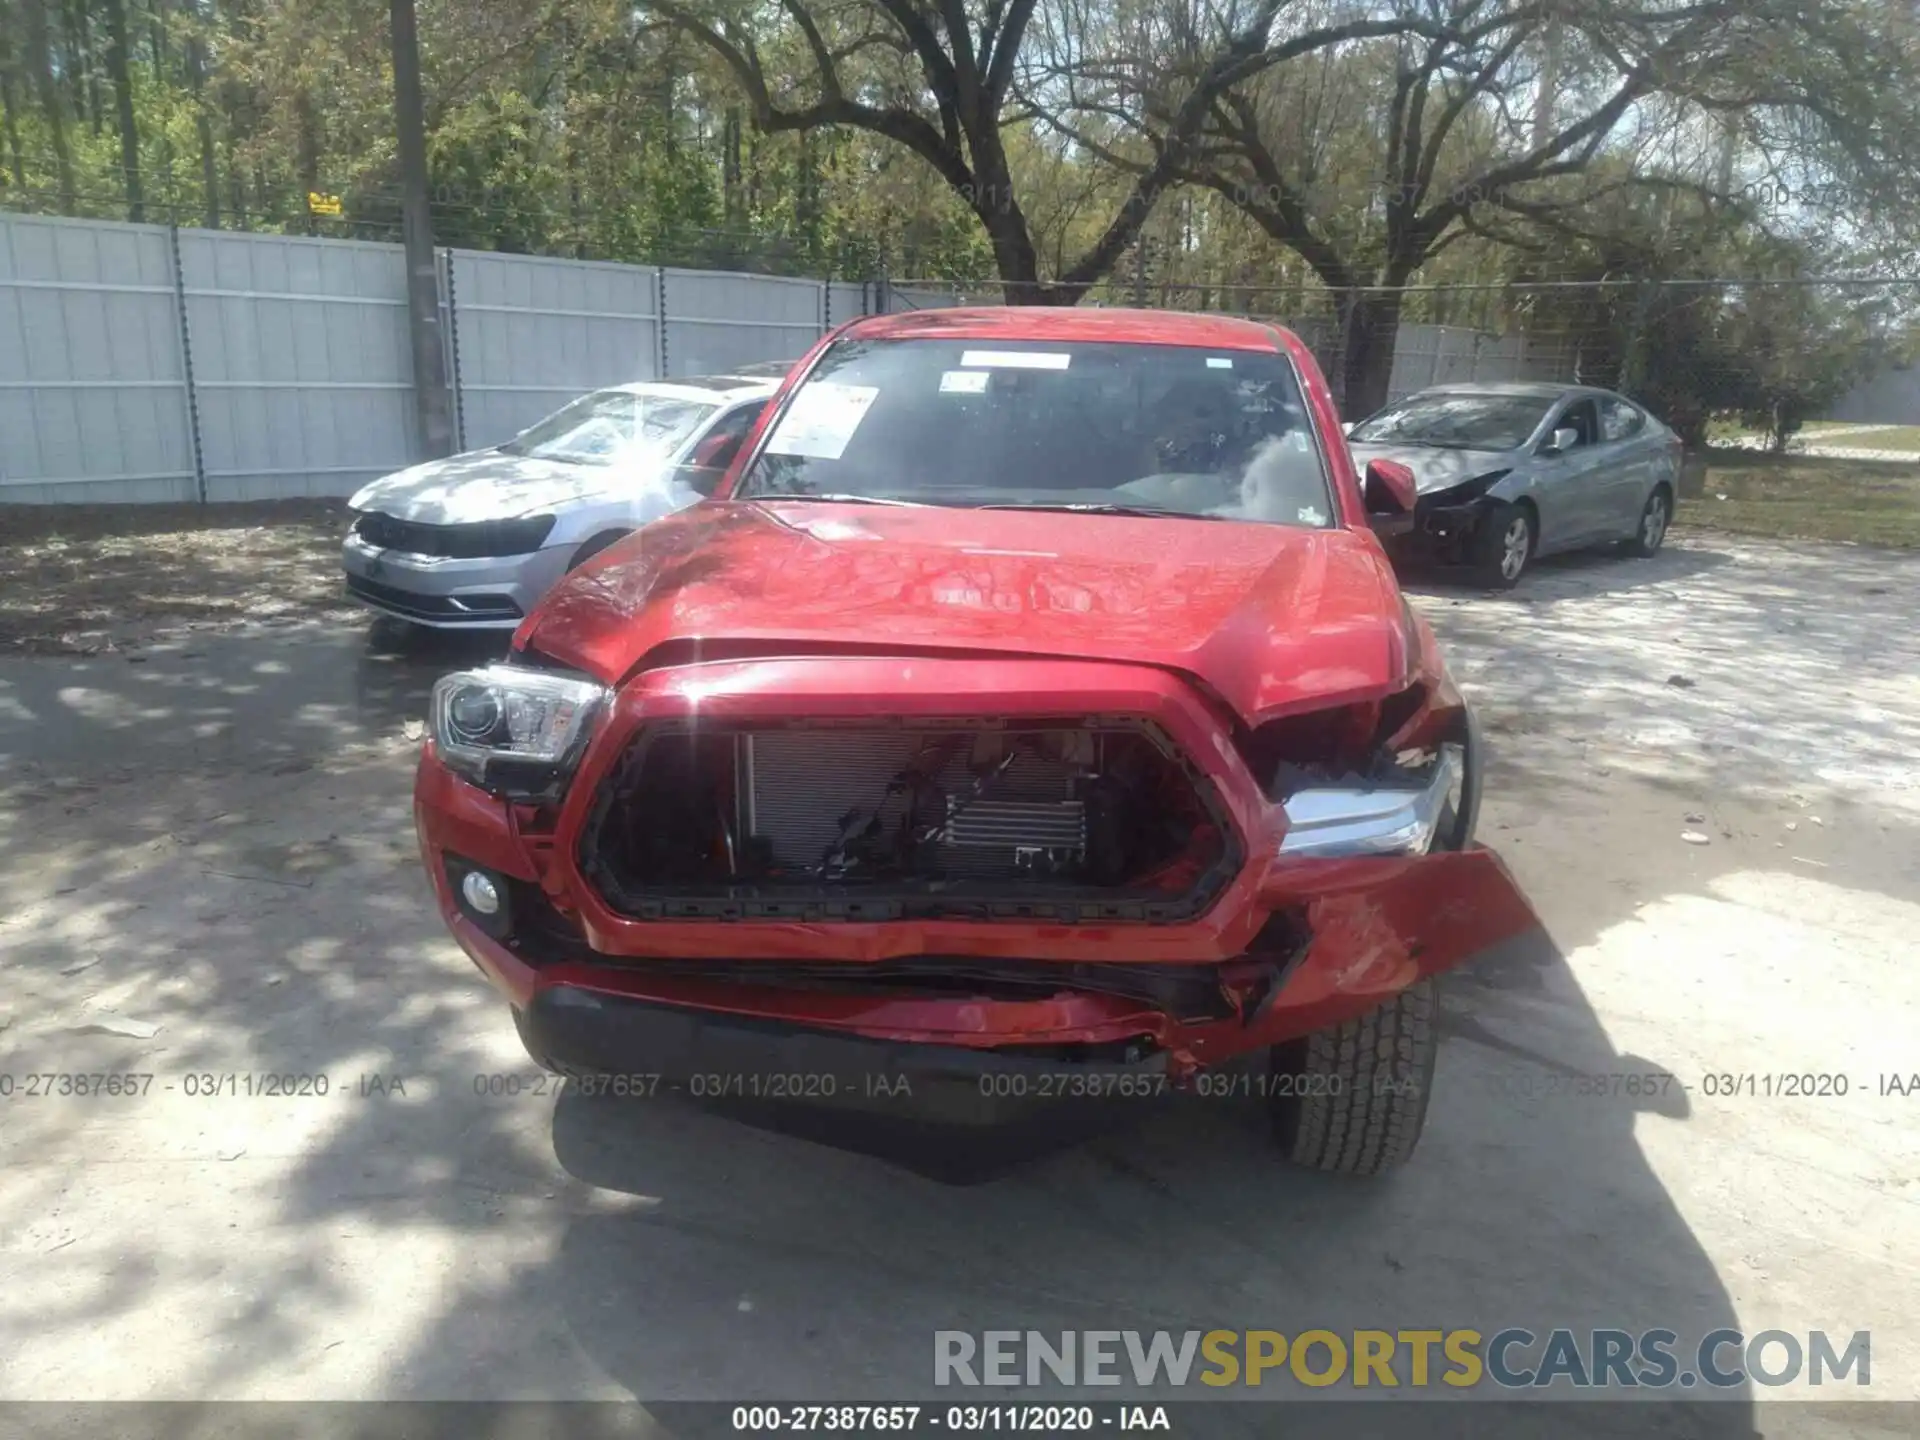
(579, 718), (1239, 923)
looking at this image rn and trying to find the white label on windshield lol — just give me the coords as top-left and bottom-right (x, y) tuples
(961, 349), (1071, 370)
(1206, 357), (1234, 369)
(764, 381), (879, 460)
(939, 369), (990, 394)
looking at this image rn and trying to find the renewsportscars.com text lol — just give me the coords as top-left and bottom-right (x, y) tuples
(933, 1329), (1870, 1391)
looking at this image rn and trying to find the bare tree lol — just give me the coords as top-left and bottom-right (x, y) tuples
(1042, 0), (1920, 413)
(649, 1), (1450, 302)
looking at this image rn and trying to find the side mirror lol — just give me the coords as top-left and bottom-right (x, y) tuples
(1362, 458), (1417, 537)
(1541, 426), (1579, 457)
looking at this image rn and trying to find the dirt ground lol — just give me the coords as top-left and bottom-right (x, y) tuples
(0, 499), (356, 654)
(0, 530), (1917, 1427)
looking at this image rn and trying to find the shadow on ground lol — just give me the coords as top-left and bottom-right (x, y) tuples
(5, 530), (1918, 1419)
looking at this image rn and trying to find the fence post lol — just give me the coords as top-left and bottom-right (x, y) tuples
(438, 247), (466, 451)
(655, 266), (670, 378)
(166, 221), (208, 503)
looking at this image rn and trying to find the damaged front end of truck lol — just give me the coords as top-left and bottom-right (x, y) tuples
(412, 616), (1540, 1166)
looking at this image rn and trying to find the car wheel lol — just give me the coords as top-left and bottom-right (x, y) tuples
(1269, 979), (1438, 1175)
(1625, 486), (1671, 557)
(1473, 503), (1534, 589)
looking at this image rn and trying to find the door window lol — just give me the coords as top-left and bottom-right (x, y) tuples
(1549, 399), (1600, 450)
(1599, 397), (1646, 442)
(690, 403), (764, 470)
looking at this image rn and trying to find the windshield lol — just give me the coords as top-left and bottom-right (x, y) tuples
(734, 338), (1335, 527)
(499, 390), (716, 467)
(1349, 393), (1553, 451)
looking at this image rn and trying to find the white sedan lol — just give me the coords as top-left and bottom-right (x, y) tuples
(341, 372), (781, 629)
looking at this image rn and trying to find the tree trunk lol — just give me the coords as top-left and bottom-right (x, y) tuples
(103, 0), (143, 221)
(389, 0), (453, 457)
(1, 21), (28, 187)
(295, 87), (320, 234)
(796, 128), (821, 266)
(23, 0), (75, 213)
(226, 139), (246, 228)
(77, 0), (103, 137)
(1531, 22), (1563, 150)
(972, 155), (1054, 303)
(1337, 287), (1405, 419)
(184, 33), (219, 228)
(61, 0), (89, 129)
(722, 106), (742, 230)
(982, 204), (1047, 302)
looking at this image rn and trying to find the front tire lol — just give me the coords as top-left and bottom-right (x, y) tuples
(1472, 503), (1534, 590)
(1269, 979), (1439, 1175)
(1625, 486), (1671, 557)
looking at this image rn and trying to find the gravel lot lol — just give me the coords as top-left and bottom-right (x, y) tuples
(0, 528), (1916, 1430)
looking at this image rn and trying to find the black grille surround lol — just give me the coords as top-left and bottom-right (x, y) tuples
(576, 716), (1245, 925)
(354, 510), (556, 558)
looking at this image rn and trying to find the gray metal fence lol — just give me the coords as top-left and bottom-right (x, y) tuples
(448, 249), (662, 450)
(181, 228), (420, 502)
(0, 213), (904, 506)
(0, 214), (199, 504)
(1, 211), (1576, 505)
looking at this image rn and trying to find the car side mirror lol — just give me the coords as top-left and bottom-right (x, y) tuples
(676, 464), (725, 498)
(1362, 458), (1417, 537)
(1541, 426), (1579, 457)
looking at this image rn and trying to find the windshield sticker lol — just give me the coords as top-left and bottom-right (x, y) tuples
(939, 369), (991, 394)
(1206, 357), (1234, 369)
(764, 381), (879, 460)
(960, 349), (1072, 370)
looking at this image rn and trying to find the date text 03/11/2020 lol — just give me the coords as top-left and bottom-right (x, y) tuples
(730, 1405), (1173, 1432)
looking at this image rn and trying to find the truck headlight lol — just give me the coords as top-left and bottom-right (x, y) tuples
(1277, 745), (1461, 859)
(429, 664), (608, 800)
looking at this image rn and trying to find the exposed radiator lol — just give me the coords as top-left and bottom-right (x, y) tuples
(739, 728), (1090, 875)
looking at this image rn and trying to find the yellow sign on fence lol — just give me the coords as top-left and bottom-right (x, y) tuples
(307, 191), (343, 217)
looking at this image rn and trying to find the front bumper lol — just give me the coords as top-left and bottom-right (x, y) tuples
(340, 532), (575, 629)
(520, 984), (1169, 1127)
(1387, 494), (1498, 567)
(415, 657), (1535, 1102)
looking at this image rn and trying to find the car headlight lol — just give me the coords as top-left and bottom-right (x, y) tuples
(429, 664), (609, 800)
(1276, 745), (1461, 859)
(1421, 470), (1509, 508)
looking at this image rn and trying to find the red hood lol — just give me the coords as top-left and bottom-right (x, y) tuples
(516, 501), (1412, 727)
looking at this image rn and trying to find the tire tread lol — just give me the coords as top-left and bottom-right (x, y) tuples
(1272, 980), (1438, 1175)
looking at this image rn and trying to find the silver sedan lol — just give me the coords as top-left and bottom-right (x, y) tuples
(341, 373), (779, 630)
(1346, 382), (1684, 588)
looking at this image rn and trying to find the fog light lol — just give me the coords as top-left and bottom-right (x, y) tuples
(460, 869), (502, 916)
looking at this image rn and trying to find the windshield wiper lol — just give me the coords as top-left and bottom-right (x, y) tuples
(975, 502), (1223, 520)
